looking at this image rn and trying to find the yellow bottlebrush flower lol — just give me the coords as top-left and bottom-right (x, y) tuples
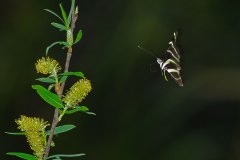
(15, 115), (48, 159)
(63, 78), (92, 108)
(35, 56), (61, 75)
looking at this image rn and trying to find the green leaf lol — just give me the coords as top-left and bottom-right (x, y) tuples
(44, 9), (65, 24)
(86, 112), (96, 116)
(7, 152), (37, 160)
(36, 77), (55, 83)
(67, 0), (76, 25)
(46, 41), (69, 55)
(5, 132), (24, 136)
(32, 85), (64, 109)
(47, 153), (85, 159)
(74, 30), (83, 44)
(59, 76), (68, 84)
(46, 125), (76, 136)
(51, 22), (67, 31)
(59, 72), (84, 78)
(65, 106), (89, 114)
(48, 84), (55, 91)
(59, 3), (68, 26)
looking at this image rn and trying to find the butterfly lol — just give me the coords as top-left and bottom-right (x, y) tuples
(138, 31), (183, 86)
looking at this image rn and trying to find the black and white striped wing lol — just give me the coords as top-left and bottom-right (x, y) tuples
(169, 71), (183, 86)
(166, 32), (181, 62)
(164, 59), (183, 86)
(162, 31), (183, 86)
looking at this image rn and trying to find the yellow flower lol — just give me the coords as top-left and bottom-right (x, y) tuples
(63, 78), (92, 108)
(35, 57), (61, 75)
(16, 115), (48, 159)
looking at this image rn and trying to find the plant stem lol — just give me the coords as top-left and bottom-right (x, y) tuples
(43, 7), (78, 160)
(58, 107), (68, 121)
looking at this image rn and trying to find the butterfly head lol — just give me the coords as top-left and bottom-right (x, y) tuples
(157, 58), (163, 66)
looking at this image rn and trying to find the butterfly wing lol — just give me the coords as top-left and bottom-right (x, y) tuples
(166, 31), (181, 62)
(161, 59), (183, 86)
(167, 68), (183, 86)
(161, 31), (183, 86)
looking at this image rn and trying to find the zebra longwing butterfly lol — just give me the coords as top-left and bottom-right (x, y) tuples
(138, 31), (183, 86)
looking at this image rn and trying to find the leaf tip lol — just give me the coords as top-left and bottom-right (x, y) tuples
(86, 112), (96, 116)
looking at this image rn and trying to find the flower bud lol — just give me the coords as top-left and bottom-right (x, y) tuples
(67, 29), (73, 45)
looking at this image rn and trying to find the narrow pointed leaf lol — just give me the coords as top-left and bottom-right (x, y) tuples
(5, 132), (24, 136)
(51, 22), (67, 31)
(59, 72), (84, 78)
(44, 9), (65, 24)
(7, 152), (37, 160)
(68, 0), (75, 24)
(32, 85), (64, 109)
(36, 77), (55, 83)
(48, 84), (55, 91)
(65, 106), (89, 114)
(59, 4), (68, 25)
(46, 41), (69, 55)
(46, 125), (76, 135)
(86, 112), (96, 116)
(47, 153), (85, 159)
(59, 76), (68, 84)
(74, 30), (83, 44)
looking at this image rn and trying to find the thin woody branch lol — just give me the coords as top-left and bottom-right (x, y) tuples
(43, 8), (78, 160)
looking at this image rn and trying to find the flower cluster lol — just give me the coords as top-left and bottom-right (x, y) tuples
(63, 78), (92, 108)
(15, 115), (48, 159)
(35, 57), (61, 75)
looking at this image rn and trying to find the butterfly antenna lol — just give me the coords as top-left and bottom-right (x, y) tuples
(138, 45), (157, 59)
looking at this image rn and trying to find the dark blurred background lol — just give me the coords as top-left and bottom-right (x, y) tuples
(1, 0), (240, 160)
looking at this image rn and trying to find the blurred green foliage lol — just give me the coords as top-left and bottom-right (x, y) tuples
(1, 0), (240, 160)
